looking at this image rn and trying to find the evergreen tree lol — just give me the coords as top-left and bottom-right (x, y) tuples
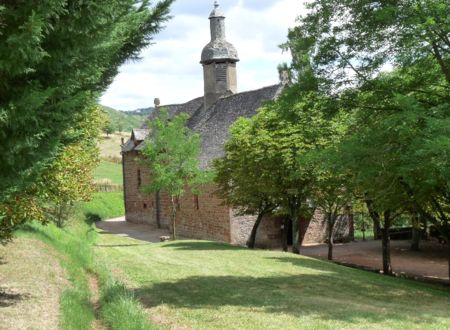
(0, 0), (173, 200)
(0, 0), (173, 241)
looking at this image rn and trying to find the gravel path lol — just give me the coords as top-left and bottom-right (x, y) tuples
(302, 239), (449, 280)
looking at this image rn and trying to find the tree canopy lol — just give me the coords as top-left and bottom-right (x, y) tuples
(142, 109), (211, 239)
(0, 0), (173, 201)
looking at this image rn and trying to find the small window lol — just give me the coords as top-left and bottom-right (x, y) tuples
(194, 195), (199, 210)
(137, 169), (142, 187)
(216, 63), (227, 82)
(143, 203), (147, 209)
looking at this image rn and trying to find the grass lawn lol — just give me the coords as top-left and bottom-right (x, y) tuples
(94, 160), (123, 185)
(83, 192), (125, 220)
(95, 234), (450, 330)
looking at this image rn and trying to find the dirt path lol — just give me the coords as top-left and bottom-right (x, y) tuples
(96, 217), (170, 243)
(302, 239), (449, 280)
(0, 238), (67, 330)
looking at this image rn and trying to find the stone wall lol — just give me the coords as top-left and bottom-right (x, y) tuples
(123, 151), (353, 246)
(303, 209), (354, 244)
(174, 185), (231, 242)
(230, 212), (283, 248)
(123, 152), (168, 227)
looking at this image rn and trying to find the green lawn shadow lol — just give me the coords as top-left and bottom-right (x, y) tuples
(161, 240), (244, 251)
(132, 255), (450, 326)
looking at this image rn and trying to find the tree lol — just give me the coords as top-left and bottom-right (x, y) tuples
(0, 0), (173, 241)
(0, 0), (173, 202)
(309, 167), (353, 260)
(216, 86), (344, 254)
(285, 0), (450, 92)
(214, 118), (278, 249)
(141, 109), (211, 240)
(41, 106), (104, 227)
(285, 0), (450, 276)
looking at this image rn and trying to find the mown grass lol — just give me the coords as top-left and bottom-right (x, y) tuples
(83, 192), (125, 220)
(94, 160), (123, 185)
(16, 195), (152, 330)
(96, 233), (450, 330)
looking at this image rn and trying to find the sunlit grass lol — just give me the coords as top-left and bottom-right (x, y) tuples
(96, 233), (450, 330)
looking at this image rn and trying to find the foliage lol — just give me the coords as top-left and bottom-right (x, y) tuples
(42, 106), (104, 227)
(142, 109), (212, 239)
(0, 0), (173, 201)
(284, 0), (450, 275)
(0, 190), (46, 244)
(0, 1), (173, 240)
(284, 0), (450, 91)
(214, 118), (278, 248)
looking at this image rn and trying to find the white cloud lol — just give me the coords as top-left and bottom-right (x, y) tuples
(100, 0), (307, 110)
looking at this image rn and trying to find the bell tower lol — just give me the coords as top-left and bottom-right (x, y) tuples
(201, 1), (239, 109)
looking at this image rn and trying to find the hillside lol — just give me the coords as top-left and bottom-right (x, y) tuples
(101, 105), (151, 132)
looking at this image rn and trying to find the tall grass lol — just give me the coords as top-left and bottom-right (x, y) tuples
(17, 198), (156, 330)
(83, 192), (125, 220)
(19, 219), (95, 330)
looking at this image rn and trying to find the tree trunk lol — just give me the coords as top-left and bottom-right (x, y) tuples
(381, 212), (392, 275)
(155, 190), (161, 229)
(282, 217), (288, 252)
(247, 212), (264, 249)
(411, 214), (421, 251)
(447, 239), (450, 280)
(445, 219), (450, 280)
(327, 213), (335, 261)
(56, 203), (65, 228)
(170, 196), (177, 240)
(366, 200), (381, 239)
(292, 216), (300, 254)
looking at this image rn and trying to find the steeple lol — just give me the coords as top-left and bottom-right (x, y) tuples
(201, 1), (239, 109)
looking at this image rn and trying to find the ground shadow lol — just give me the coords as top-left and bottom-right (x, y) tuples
(85, 212), (102, 226)
(95, 243), (151, 248)
(133, 257), (450, 326)
(0, 289), (30, 308)
(161, 241), (244, 251)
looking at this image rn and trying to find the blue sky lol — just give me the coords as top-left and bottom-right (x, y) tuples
(100, 0), (307, 110)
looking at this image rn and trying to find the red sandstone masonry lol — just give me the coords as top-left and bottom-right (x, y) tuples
(123, 153), (353, 247)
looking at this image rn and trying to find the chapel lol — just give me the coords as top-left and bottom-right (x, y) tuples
(121, 2), (353, 247)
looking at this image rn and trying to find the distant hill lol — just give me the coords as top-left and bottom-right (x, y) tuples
(125, 107), (155, 116)
(100, 105), (154, 132)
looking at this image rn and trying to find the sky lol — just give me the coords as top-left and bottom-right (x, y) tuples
(100, 0), (307, 111)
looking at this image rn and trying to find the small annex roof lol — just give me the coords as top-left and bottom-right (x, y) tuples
(131, 128), (150, 142)
(121, 139), (135, 153)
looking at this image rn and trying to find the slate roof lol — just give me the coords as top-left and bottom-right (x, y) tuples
(123, 83), (284, 168)
(145, 96), (204, 124)
(188, 84), (283, 168)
